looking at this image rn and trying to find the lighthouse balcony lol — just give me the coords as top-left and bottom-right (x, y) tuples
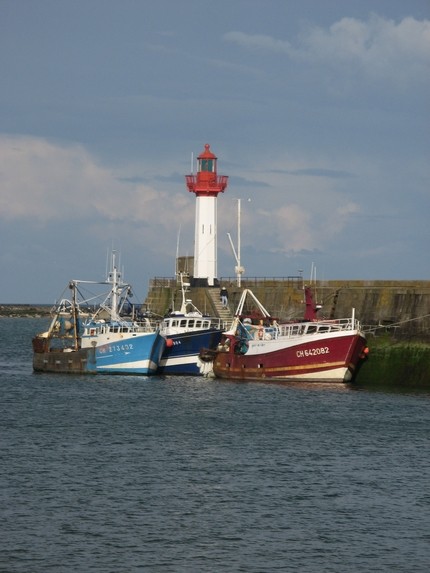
(186, 174), (228, 193)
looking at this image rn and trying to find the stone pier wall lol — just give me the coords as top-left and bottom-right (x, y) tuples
(143, 279), (430, 340)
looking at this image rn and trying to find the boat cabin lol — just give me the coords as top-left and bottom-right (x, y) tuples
(162, 315), (222, 335)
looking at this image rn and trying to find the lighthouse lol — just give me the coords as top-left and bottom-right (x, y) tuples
(185, 144), (228, 286)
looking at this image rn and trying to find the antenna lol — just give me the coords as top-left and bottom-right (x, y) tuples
(175, 226), (181, 277)
(310, 262), (316, 284)
(227, 198), (247, 287)
(310, 261), (320, 305)
(105, 247), (110, 280)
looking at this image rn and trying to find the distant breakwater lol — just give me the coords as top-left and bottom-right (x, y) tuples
(0, 305), (51, 318)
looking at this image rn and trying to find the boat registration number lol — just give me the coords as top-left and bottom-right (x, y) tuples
(296, 347), (329, 358)
(100, 343), (134, 353)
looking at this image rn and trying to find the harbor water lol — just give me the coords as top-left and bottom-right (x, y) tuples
(1, 318), (430, 572)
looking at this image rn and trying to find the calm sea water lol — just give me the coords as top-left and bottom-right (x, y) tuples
(1, 318), (429, 572)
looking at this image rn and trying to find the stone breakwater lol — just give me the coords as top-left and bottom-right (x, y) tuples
(357, 338), (430, 387)
(0, 305), (51, 318)
(144, 278), (430, 340)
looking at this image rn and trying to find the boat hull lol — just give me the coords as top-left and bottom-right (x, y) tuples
(158, 329), (223, 375)
(33, 332), (165, 375)
(213, 331), (367, 383)
(91, 332), (165, 374)
(33, 345), (96, 374)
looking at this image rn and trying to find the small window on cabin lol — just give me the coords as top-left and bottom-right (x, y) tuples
(195, 320), (202, 328)
(180, 320), (187, 327)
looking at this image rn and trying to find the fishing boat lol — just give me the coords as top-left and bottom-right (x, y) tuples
(201, 287), (368, 383)
(157, 275), (226, 375)
(32, 252), (165, 375)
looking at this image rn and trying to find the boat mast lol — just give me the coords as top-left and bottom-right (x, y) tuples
(109, 250), (120, 321)
(71, 281), (80, 350)
(178, 272), (191, 314)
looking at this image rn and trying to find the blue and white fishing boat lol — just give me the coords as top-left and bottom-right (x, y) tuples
(157, 275), (226, 375)
(33, 252), (165, 375)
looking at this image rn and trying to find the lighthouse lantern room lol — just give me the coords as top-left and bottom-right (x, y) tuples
(185, 144), (228, 286)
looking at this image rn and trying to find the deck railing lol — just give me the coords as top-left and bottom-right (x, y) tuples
(276, 317), (357, 339)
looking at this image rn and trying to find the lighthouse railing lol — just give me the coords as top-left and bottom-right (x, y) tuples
(185, 174), (229, 192)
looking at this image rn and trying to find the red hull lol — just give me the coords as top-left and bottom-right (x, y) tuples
(213, 332), (367, 383)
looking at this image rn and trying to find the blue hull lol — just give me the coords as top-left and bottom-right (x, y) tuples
(33, 333), (165, 375)
(158, 329), (223, 375)
(90, 332), (166, 374)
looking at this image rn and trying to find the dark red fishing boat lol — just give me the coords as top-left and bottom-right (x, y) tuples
(203, 288), (368, 383)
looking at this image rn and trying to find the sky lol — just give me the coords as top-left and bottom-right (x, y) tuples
(1, 0), (429, 303)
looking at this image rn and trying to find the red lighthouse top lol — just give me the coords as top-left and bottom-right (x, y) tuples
(185, 144), (228, 197)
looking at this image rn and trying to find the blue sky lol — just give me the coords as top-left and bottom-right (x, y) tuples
(1, 0), (429, 303)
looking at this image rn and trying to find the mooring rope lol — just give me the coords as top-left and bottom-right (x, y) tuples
(363, 313), (430, 335)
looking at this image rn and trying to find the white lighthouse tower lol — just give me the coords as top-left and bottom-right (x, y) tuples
(185, 144), (228, 286)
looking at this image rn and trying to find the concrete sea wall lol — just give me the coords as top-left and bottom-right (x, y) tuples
(144, 278), (430, 339)
(357, 339), (430, 387)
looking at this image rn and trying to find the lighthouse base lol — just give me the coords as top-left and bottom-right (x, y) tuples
(191, 277), (220, 288)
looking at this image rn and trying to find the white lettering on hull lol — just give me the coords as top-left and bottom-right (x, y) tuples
(296, 347), (330, 358)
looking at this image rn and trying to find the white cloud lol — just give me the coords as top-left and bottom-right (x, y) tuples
(272, 204), (314, 251)
(0, 135), (117, 220)
(325, 201), (361, 237)
(225, 15), (430, 85)
(298, 15), (430, 81)
(0, 134), (199, 274)
(0, 135), (191, 232)
(231, 149), (366, 260)
(223, 31), (291, 54)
